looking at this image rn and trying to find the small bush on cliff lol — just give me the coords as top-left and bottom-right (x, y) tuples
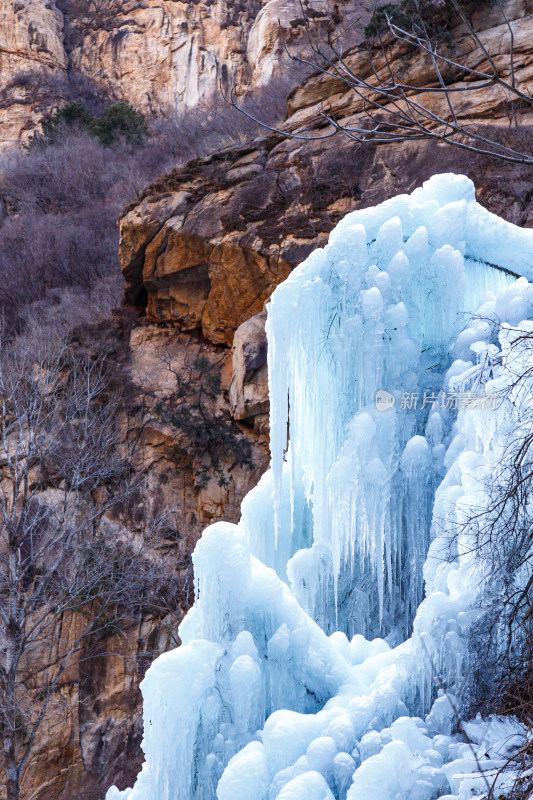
(34, 99), (149, 147)
(92, 99), (150, 145)
(40, 100), (94, 139)
(364, 0), (496, 40)
(364, 0), (453, 39)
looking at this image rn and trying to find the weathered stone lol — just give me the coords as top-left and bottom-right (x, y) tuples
(143, 228), (213, 329)
(0, 0), (67, 151)
(202, 242), (290, 345)
(230, 310), (269, 423)
(119, 2), (533, 351)
(137, 212), (291, 345)
(127, 323), (269, 523)
(0, 0), (359, 151)
(120, 192), (192, 305)
(5, 4), (533, 799)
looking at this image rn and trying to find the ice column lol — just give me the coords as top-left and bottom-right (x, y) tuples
(106, 174), (533, 800)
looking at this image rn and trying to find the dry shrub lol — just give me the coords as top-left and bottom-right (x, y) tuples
(0, 132), (150, 331)
(0, 70), (301, 334)
(0, 131), (147, 214)
(150, 74), (305, 165)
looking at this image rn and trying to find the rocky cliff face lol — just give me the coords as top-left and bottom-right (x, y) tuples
(0, 1), (67, 147)
(3, 310), (271, 800)
(0, 0), (360, 151)
(120, 0), (533, 337)
(4, 1), (533, 798)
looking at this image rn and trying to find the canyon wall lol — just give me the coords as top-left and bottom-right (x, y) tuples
(121, 0), (533, 341)
(0, 0), (358, 151)
(2, 1), (533, 798)
(13, 314), (271, 800)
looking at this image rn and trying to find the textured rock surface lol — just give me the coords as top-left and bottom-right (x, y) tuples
(140, 222), (291, 345)
(2, 320), (269, 800)
(230, 310), (269, 430)
(0, 0), (67, 149)
(0, 0), (358, 150)
(4, 2), (533, 798)
(119, 2), (533, 340)
(18, 615), (168, 800)
(285, 0), (533, 133)
(126, 323), (269, 526)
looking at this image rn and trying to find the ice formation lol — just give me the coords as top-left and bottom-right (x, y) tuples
(107, 174), (533, 800)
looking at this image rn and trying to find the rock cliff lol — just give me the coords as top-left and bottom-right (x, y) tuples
(0, 0), (359, 151)
(3, 1), (533, 798)
(0, 1), (67, 147)
(118, 2), (533, 337)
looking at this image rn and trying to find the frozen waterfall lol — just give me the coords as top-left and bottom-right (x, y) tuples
(107, 174), (533, 800)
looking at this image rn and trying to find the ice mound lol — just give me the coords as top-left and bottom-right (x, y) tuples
(107, 174), (533, 800)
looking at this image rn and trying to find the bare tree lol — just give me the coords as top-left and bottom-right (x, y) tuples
(435, 322), (533, 797)
(0, 327), (175, 800)
(232, 0), (533, 165)
(467, 327), (533, 670)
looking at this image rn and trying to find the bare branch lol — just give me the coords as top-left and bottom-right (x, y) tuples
(233, 1), (533, 166)
(0, 325), (182, 799)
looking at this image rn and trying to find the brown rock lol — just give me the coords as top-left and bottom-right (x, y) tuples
(120, 192), (192, 305)
(143, 228), (213, 330)
(202, 242), (290, 345)
(137, 210), (291, 345)
(2, 318), (270, 800)
(0, 0), (359, 150)
(0, 0), (67, 151)
(118, 2), (533, 351)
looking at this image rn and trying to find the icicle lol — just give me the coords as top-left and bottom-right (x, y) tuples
(107, 174), (533, 800)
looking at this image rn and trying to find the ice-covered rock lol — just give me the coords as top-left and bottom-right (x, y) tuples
(107, 174), (532, 800)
